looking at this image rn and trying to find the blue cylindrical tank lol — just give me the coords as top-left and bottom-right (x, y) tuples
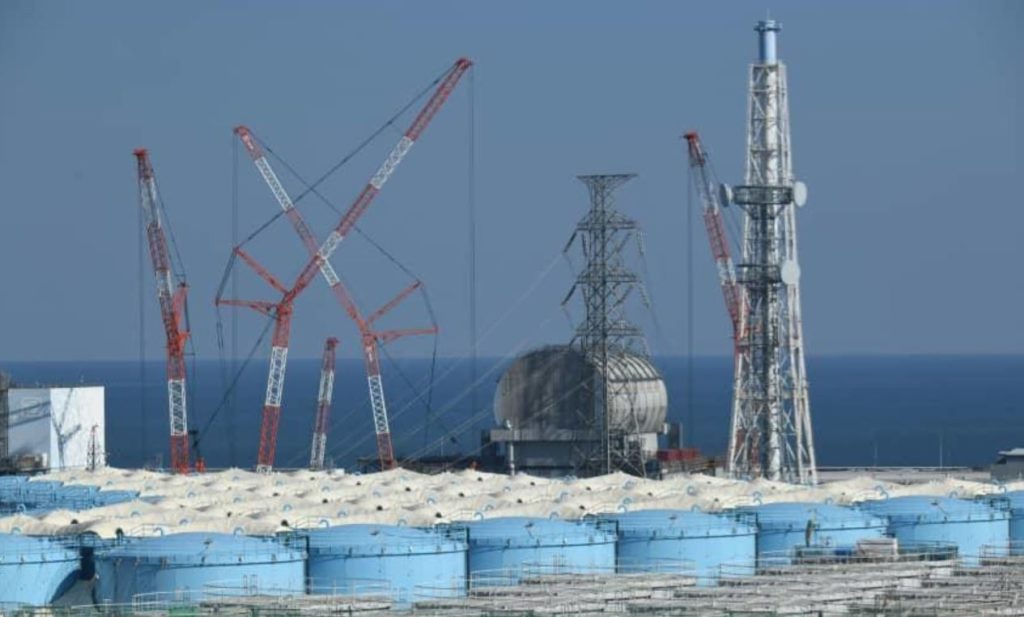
(0, 534), (79, 606)
(91, 490), (139, 508)
(862, 496), (1009, 566)
(735, 502), (887, 564)
(602, 509), (756, 581)
(1003, 491), (1024, 554)
(302, 524), (467, 604)
(95, 533), (305, 604)
(464, 517), (616, 583)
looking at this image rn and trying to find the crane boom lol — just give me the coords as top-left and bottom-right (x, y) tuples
(134, 149), (191, 474)
(309, 337), (338, 471)
(316, 58), (474, 268)
(215, 246), (313, 472)
(235, 57), (471, 470)
(684, 132), (743, 340)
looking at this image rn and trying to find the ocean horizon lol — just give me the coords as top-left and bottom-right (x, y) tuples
(2, 354), (1021, 472)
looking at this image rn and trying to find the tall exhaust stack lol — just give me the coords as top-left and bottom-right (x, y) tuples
(725, 19), (817, 484)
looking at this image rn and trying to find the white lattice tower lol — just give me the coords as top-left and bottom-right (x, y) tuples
(727, 20), (817, 484)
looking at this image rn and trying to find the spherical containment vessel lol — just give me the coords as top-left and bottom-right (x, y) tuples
(302, 524), (467, 605)
(464, 517), (616, 583)
(0, 534), (79, 606)
(494, 346), (667, 434)
(862, 496), (1008, 566)
(735, 502), (887, 564)
(602, 509), (756, 582)
(95, 532), (305, 604)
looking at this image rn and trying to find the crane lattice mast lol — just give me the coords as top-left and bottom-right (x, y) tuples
(724, 20), (816, 484)
(684, 132), (742, 341)
(309, 337), (338, 471)
(134, 149), (191, 474)
(234, 57), (471, 470)
(215, 245), (315, 472)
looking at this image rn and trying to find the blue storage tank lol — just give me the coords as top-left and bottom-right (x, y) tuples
(0, 534), (79, 606)
(0, 476), (29, 489)
(735, 502), (887, 564)
(91, 490), (139, 507)
(464, 517), (616, 583)
(602, 509), (756, 581)
(302, 524), (467, 605)
(95, 533), (305, 604)
(1001, 491), (1024, 554)
(862, 496), (1008, 566)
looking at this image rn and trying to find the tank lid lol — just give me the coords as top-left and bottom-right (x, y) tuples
(303, 524), (466, 557)
(603, 509), (755, 538)
(100, 532), (304, 566)
(996, 490), (1024, 509)
(464, 516), (615, 547)
(736, 502), (887, 530)
(0, 533), (78, 563)
(861, 496), (1008, 522)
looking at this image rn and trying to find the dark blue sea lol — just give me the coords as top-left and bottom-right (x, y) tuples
(2, 356), (1021, 471)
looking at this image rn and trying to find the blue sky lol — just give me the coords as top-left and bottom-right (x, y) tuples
(0, 0), (1020, 361)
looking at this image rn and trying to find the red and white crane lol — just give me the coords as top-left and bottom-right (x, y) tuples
(309, 337), (338, 471)
(134, 149), (191, 474)
(234, 57), (471, 470)
(684, 132), (743, 342)
(215, 245), (315, 472)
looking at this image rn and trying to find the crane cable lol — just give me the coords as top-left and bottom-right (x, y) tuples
(255, 134), (444, 443)
(222, 61), (457, 256)
(331, 262), (566, 465)
(196, 309), (277, 450)
(208, 62), (458, 467)
(211, 59), (457, 340)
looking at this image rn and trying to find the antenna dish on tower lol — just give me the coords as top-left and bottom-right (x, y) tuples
(793, 181), (808, 207)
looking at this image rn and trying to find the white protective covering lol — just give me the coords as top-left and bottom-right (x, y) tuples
(0, 466), (1011, 539)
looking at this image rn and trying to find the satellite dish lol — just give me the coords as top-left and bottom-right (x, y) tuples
(793, 181), (808, 207)
(780, 260), (801, 285)
(719, 183), (733, 207)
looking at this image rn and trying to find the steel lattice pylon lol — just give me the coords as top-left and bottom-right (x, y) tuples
(563, 174), (650, 476)
(727, 20), (817, 484)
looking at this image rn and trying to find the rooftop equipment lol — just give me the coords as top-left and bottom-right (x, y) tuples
(601, 509), (756, 582)
(861, 495), (1009, 566)
(735, 502), (886, 564)
(94, 532), (305, 604)
(0, 533), (79, 606)
(301, 524), (467, 605)
(462, 517), (616, 585)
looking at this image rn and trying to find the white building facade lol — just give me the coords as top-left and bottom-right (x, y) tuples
(3, 386), (105, 470)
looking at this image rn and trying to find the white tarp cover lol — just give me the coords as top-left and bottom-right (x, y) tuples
(0, 467), (1016, 539)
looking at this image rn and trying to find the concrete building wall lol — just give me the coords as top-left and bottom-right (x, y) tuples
(6, 387), (104, 470)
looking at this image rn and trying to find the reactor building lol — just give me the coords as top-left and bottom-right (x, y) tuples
(486, 175), (668, 478)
